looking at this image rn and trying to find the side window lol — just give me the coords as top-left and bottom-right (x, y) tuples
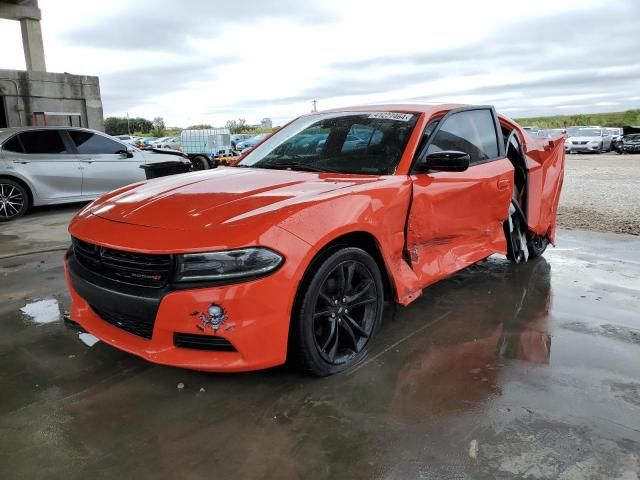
(69, 131), (125, 155)
(2, 135), (24, 153)
(427, 110), (499, 164)
(20, 130), (68, 154)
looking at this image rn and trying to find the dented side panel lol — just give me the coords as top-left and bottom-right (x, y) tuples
(407, 158), (514, 289)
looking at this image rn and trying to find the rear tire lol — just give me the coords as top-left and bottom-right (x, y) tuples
(527, 233), (549, 259)
(505, 206), (529, 263)
(191, 155), (210, 171)
(291, 247), (384, 376)
(0, 179), (29, 222)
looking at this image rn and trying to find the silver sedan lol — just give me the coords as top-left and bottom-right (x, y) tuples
(0, 127), (191, 221)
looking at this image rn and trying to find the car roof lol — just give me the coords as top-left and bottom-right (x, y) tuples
(0, 126), (106, 142)
(320, 103), (466, 115)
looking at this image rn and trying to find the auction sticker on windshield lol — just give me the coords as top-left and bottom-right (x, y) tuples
(368, 112), (414, 122)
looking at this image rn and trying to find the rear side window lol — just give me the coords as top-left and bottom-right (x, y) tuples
(20, 130), (68, 154)
(427, 110), (499, 164)
(3, 135), (24, 153)
(69, 131), (124, 154)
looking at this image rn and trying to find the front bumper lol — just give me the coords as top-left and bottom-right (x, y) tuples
(64, 250), (295, 372)
(566, 143), (602, 153)
(623, 145), (640, 153)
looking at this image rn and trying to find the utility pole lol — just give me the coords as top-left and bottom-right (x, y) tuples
(311, 100), (317, 113)
(127, 112), (130, 134)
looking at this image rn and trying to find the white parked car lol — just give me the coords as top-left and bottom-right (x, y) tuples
(605, 127), (623, 142)
(113, 135), (140, 145)
(564, 127), (613, 153)
(0, 127), (192, 221)
(154, 136), (182, 151)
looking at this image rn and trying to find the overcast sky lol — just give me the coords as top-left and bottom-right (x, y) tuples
(1, 0), (639, 127)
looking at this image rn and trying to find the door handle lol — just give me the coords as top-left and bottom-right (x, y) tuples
(497, 178), (510, 190)
(13, 160), (30, 164)
(81, 160), (94, 164)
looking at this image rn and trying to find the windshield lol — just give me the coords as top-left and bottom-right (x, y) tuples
(574, 128), (602, 137)
(237, 112), (418, 174)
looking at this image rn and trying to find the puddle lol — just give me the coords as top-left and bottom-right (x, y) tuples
(20, 298), (61, 325)
(79, 332), (100, 347)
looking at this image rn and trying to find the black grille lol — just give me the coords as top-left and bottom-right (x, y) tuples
(73, 238), (173, 288)
(92, 304), (155, 339)
(174, 333), (236, 351)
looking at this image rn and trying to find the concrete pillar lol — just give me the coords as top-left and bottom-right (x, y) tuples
(20, 18), (46, 72)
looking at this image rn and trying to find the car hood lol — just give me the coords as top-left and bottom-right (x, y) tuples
(89, 167), (368, 231)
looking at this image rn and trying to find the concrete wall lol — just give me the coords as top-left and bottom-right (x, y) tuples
(0, 69), (104, 130)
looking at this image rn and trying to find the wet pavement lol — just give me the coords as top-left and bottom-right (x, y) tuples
(1, 228), (639, 479)
(0, 203), (82, 259)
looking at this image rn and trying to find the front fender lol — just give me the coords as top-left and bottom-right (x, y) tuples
(278, 178), (422, 305)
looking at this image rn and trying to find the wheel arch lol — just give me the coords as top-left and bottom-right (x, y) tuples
(286, 230), (393, 365)
(302, 231), (394, 302)
(0, 174), (34, 208)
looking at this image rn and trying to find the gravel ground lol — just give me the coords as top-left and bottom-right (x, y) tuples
(558, 152), (640, 235)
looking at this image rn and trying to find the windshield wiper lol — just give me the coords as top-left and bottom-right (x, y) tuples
(258, 162), (336, 173)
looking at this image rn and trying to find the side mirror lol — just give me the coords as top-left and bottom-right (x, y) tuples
(421, 150), (470, 172)
(118, 149), (134, 158)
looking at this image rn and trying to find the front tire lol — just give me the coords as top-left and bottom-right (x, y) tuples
(0, 179), (29, 221)
(191, 155), (210, 170)
(291, 247), (384, 376)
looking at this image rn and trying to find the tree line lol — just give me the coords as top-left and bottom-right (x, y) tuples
(104, 116), (276, 136)
(516, 109), (640, 129)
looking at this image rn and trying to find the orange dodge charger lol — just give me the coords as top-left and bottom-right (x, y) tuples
(65, 104), (564, 376)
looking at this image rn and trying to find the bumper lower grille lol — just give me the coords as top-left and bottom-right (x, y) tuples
(73, 238), (173, 288)
(92, 304), (155, 339)
(174, 333), (236, 351)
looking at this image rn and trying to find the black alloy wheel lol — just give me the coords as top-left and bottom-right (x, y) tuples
(505, 207), (529, 263)
(292, 247), (384, 376)
(0, 180), (29, 221)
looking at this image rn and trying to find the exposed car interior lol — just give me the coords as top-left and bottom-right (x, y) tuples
(502, 126), (529, 217)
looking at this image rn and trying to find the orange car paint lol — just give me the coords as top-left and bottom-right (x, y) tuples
(65, 104), (565, 371)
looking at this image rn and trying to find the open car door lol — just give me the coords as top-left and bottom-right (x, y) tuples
(522, 135), (565, 243)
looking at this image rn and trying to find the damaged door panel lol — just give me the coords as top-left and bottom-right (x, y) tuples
(523, 136), (565, 243)
(407, 159), (513, 287)
(405, 107), (513, 290)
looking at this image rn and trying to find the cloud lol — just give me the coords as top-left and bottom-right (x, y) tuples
(236, 1), (640, 118)
(100, 56), (234, 112)
(61, 0), (336, 51)
(44, 0), (640, 123)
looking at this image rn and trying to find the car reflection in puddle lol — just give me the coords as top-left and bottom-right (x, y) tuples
(389, 258), (552, 417)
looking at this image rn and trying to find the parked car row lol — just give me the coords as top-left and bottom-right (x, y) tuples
(523, 126), (632, 154)
(613, 133), (640, 154)
(112, 133), (273, 155)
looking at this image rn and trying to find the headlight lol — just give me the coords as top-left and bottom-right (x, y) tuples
(175, 248), (283, 282)
(589, 139), (601, 144)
